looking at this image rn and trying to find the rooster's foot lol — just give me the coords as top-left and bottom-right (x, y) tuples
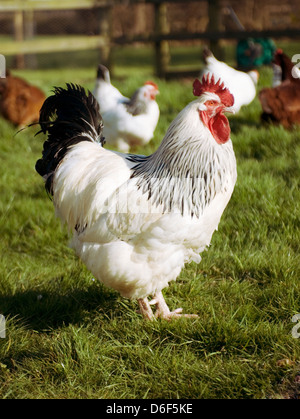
(137, 297), (155, 320)
(149, 291), (198, 320)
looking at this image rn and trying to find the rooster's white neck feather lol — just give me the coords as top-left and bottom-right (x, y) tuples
(129, 97), (236, 217)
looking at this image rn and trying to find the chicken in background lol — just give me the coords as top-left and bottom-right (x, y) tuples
(0, 71), (45, 128)
(200, 47), (259, 113)
(259, 50), (300, 128)
(35, 76), (237, 321)
(93, 64), (160, 152)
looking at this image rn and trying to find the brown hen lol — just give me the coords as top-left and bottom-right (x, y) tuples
(0, 72), (45, 128)
(259, 50), (300, 128)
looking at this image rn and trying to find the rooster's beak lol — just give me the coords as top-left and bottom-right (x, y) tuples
(224, 106), (235, 114)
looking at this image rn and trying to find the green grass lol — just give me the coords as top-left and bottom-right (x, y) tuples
(0, 43), (300, 399)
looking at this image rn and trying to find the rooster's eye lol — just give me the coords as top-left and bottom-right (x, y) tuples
(205, 100), (217, 106)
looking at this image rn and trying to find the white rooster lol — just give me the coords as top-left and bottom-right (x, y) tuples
(93, 64), (160, 152)
(200, 47), (259, 113)
(35, 76), (237, 320)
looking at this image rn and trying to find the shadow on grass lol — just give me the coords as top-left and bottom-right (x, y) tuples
(0, 283), (122, 331)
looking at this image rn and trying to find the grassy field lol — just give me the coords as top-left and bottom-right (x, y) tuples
(0, 43), (300, 399)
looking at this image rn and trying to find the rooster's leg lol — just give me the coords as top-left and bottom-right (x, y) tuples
(150, 291), (198, 320)
(137, 297), (155, 320)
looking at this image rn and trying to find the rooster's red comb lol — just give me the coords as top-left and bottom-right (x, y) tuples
(193, 74), (234, 107)
(144, 81), (159, 91)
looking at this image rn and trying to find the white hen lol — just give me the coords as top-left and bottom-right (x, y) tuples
(35, 77), (237, 320)
(200, 48), (259, 113)
(93, 64), (160, 152)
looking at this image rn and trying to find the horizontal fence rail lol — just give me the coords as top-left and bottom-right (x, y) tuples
(0, 35), (107, 55)
(113, 28), (300, 44)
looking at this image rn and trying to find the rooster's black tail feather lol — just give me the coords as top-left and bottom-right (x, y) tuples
(96, 64), (110, 83)
(35, 83), (104, 195)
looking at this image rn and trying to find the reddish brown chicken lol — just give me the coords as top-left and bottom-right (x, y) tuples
(259, 50), (300, 128)
(0, 72), (45, 127)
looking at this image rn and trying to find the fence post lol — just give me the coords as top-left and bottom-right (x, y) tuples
(207, 0), (223, 59)
(154, 1), (170, 78)
(14, 10), (25, 69)
(24, 9), (37, 69)
(98, 6), (113, 70)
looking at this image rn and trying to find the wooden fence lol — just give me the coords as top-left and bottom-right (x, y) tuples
(1, 0), (300, 78)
